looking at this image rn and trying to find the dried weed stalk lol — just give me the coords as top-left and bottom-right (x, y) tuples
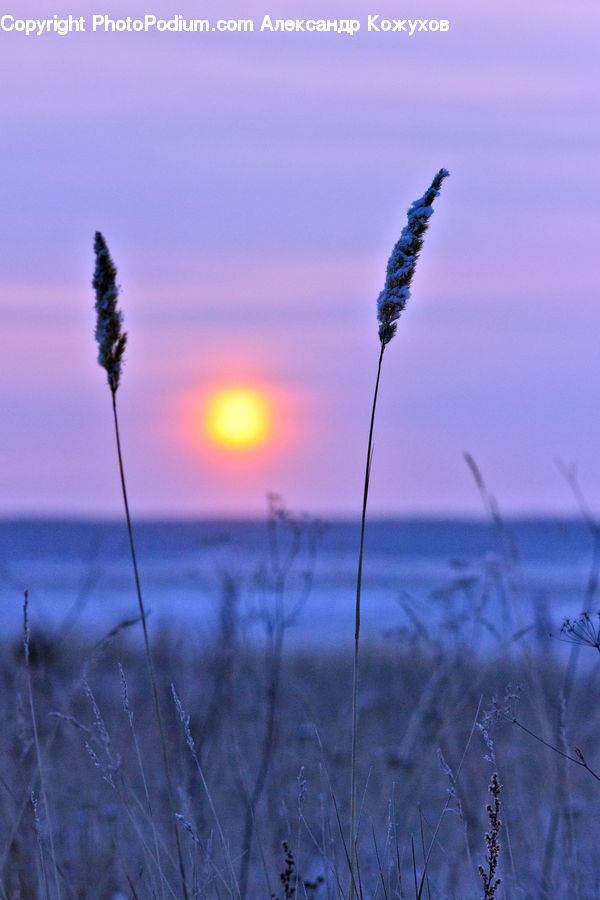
(478, 773), (502, 899)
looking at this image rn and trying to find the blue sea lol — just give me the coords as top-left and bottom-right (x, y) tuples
(0, 518), (597, 652)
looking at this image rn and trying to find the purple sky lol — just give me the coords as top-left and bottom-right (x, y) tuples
(2, 0), (600, 517)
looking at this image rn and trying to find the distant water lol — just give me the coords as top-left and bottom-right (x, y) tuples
(0, 518), (597, 651)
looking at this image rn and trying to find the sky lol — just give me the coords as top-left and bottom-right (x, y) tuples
(1, 0), (600, 518)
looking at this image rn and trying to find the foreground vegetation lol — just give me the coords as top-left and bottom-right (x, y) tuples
(1, 598), (599, 898)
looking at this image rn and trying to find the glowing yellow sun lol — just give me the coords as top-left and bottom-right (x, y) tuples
(205, 387), (271, 450)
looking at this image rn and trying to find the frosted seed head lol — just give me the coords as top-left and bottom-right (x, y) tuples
(93, 232), (127, 394)
(377, 168), (449, 346)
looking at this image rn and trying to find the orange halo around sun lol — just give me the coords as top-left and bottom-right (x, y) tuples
(203, 386), (272, 451)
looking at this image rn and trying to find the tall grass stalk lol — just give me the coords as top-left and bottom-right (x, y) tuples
(349, 170), (448, 899)
(93, 232), (189, 899)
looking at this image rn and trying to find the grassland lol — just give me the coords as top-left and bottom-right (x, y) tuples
(1, 587), (599, 898)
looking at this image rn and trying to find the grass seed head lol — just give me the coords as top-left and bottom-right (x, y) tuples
(377, 168), (449, 346)
(93, 231), (127, 394)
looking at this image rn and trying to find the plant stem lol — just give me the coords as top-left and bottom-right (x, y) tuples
(24, 593), (61, 900)
(239, 509), (291, 899)
(111, 393), (190, 900)
(511, 716), (600, 782)
(350, 342), (385, 899)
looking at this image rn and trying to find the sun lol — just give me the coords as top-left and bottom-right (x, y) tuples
(204, 387), (272, 451)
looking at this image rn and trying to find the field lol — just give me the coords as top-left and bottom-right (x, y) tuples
(2, 560), (600, 898)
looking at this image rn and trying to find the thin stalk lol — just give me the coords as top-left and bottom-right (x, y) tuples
(510, 716), (600, 783)
(239, 559), (287, 899)
(111, 392), (190, 900)
(23, 594), (61, 900)
(350, 341), (385, 899)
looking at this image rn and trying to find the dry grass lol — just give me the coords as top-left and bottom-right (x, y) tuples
(1, 607), (599, 898)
